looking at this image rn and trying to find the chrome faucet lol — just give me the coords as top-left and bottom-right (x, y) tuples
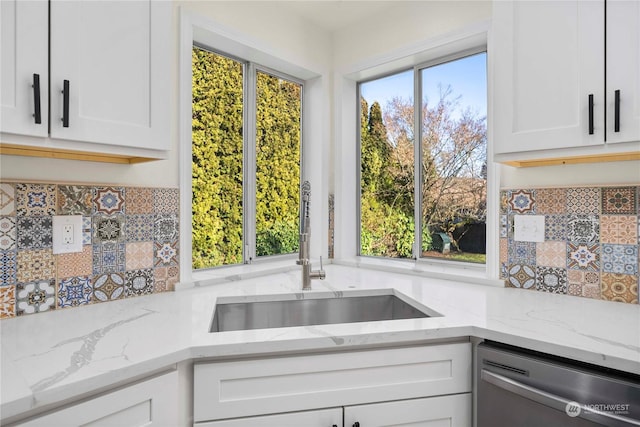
(297, 181), (325, 290)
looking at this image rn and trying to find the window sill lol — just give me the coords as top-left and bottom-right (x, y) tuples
(333, 256), (503, 288)
(180, 258), (300, 290)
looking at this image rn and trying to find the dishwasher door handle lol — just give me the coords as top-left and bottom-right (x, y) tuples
(481, 369), (640, 426)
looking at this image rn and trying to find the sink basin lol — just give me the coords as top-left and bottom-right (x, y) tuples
(210, 289), (441, 332)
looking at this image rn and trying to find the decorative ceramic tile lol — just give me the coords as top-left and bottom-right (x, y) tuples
(500, 215), (508, 238)
(0, 286), (15, 318)
(15, 183), (56, 216)
(535, 188), (566, 214)
(92, 215), (125, 243)
(125, 214), (154, 242)
(535, 266), (567, 294)
(567, 187), (599, 214)
(57, 245), (93, 278)
(0, 216), (17, 250)
(499, 238), (508, 265)
(153, 188), (179, 214)
(567, 243), (600, 271)
(602, 244), (638, 275)
(93, 187), (125, 215)
(0, 250), (17, 286)
(92, 242), (126, 274)
(508, 189), (535, 214)
(154, 266), (179, 292)
(154, 240), (178, 267)
(125, 268), (154, 297)
(601, 273), (638, 304)
(58, 276), (93, 308)
(567, 215), (599, 244)
(602, 187), (636, 215)
(535, 241), (566, 268)
(601, 215), (638, 244)
(0, 183), (16, 215)
(16, 249), (54, 282)
(125, 187), (154, 214)
(58, 185), (92, 215)
(499, 191), (508, 214)
(93, 273), (125, 302)
(544, 215), (567, 241)
(567, 270), (600, 299)
(17, 216), (52, 250)
(16, 279), (55, 315)
(126, 242), (154, 270)
(154, 214), (179, 242)
(508, 241), (536, 265)
(506, 264), (536, 289)
(83, 216), (92, 245)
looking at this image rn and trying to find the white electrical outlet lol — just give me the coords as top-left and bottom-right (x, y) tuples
(53, 215), (83, 254)
(514, 215), (545, 242)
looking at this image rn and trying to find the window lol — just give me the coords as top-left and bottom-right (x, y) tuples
(192, 46), (302, 269)
(359, 51), (487, 264)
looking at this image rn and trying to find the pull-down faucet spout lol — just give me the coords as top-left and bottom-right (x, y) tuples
(297, 181), (325, 290)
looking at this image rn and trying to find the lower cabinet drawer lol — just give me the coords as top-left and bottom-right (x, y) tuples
(194, 342), (471, 423)
(195, 407), (342, 427)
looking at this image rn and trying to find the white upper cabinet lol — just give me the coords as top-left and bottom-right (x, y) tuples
(493, 0), (640, 160)
(1, 0), (49, 138)
(49, 0), (170, 150)
(1, 0), (171, 159)
(606, 0), (640, 145)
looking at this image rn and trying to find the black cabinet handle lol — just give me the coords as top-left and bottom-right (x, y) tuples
(614, 89), (620, 132)
(32, 73), (41, 124)
(62, 80), (70, 127)
(353, 423), (360, 427)
(588, 94), (594, 135)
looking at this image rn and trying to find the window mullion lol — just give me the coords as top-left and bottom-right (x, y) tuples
(413, 66), (422, 260)
(245, 62), (257, 264)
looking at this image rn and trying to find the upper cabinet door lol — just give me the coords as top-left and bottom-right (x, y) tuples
(49, 0), (170, 151)
(606, 0), (640, 145)
(0, 0), (48, 138)
(493, 0), (604, 155)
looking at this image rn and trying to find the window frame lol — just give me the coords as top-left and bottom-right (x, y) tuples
(180, 10), (324, 284)
(355, 45), (492, 275)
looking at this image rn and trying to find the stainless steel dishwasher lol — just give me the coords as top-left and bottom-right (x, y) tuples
(477, 342), (640, 426)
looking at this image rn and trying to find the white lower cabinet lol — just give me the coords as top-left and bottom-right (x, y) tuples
(194, 342), (472, 427)
(196, 408), (342, 427)
(344, 394), (471, 427)
(12, 370), (178, 427)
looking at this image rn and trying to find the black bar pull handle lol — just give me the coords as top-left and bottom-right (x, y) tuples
(62, 80), (70, 128)
(32, 73), (42, 124)
(588, 94), (594, 135)
(614, 89), (620, 132)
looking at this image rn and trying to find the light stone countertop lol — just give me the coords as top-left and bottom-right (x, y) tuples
(1, 264), (639, 421)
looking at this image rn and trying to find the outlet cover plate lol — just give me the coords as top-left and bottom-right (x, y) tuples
(53, 215), (83, 254)
(514, 215), (545, 242)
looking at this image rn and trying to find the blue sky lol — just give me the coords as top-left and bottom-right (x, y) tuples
(360, 52), (487, 119)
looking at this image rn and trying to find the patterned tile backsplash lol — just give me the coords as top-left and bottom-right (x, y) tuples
(0, 181), (180, 319)
(500, 185), (639, 304)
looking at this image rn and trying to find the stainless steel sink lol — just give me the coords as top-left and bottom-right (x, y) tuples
(210, 289), (441, 332)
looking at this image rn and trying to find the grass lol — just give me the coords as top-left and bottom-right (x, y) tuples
(422, 250), (486, 264)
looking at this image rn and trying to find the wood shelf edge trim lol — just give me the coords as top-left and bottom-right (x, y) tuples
(0, 144), (159, 164)
(500, 151), (640, 168)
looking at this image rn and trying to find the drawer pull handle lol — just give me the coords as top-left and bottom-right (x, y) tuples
(353, 423), (360, 427)
(62, 79), (70, 127)
(32, 73), (41, 124)
(588, 94), (594, 135)
(614, 89), (620, 132)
